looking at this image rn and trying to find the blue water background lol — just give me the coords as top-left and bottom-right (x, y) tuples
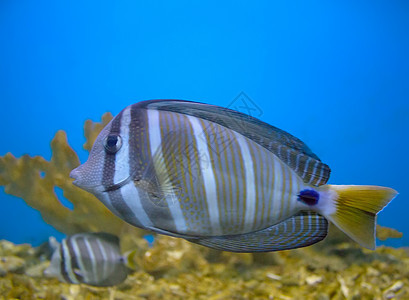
(1, 1), (408, 247)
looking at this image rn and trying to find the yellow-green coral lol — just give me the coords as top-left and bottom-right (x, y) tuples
(0, 113), (144, 238)
(377, 225), (403, 241)
(82, 112), (114, 152)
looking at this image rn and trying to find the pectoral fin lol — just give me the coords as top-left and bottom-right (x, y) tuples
(136, 130), (202, 208)
(73, 268), (84, 280)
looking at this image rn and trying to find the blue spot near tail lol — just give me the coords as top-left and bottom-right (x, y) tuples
(298, 189), (319, 206)
(143, 235), (155, 247)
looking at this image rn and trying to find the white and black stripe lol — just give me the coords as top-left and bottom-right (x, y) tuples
(56, 233), (127, 286)
(102, 106), (154, 229)
(187, 116), (221, 235)
(147, 109), (187, 233)
(232, 131), (256, 233)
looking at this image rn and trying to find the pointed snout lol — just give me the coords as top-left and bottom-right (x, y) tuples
(69, 163), (101, 192)
(69, 159), (109, 194)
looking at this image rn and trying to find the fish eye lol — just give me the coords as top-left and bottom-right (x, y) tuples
(104, 134), (122, 154)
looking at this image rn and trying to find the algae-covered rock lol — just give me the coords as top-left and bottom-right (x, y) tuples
(0, 256), (25, 276)
(24, 261), (49, 278)
(137, 235), (211, 277)
(0, 238), (409, 299)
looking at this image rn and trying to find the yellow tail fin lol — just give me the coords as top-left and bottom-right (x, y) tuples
(122, 249), (139, 270)
(323, 185), (398, 249)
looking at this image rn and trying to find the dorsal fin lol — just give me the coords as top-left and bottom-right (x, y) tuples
(137, 100), (331, 186)
(190, 211), (328, 252)
(73, 232), (120, 246)
(92, 232), (120, 245)
(48, 236), (60, 251)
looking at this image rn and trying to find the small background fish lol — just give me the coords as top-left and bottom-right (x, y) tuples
(44, 232), (129, 287)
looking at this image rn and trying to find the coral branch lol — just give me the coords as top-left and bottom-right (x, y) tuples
(0, 113), (144, 238)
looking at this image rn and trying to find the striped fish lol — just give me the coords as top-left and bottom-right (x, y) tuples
(70, 100), (398, 252)
(44, 233), (128, 286)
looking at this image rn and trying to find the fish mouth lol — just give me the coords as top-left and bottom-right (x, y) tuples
(69, 168), (106, 193)
(70, 177), (105, 193)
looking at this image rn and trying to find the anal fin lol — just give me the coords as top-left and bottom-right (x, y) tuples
(190, 211), (328, 252)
